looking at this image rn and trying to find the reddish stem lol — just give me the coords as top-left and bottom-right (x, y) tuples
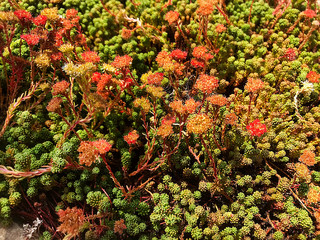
(215, 4), (232, 25)
(246, 93), (253, 125)
(101, 154), (127, 196)
(248, 0), (254, 25)
(99, 0), (118, 21)
(200, 135), (218, 180)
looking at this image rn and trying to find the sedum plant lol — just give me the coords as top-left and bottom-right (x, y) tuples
(0, 0), (320, 239)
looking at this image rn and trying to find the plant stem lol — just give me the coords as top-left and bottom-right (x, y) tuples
(248, 0), (254, 25)
(200, 135), (218, 180)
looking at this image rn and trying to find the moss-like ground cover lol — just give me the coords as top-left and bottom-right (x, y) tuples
(0, 0), (320, 239)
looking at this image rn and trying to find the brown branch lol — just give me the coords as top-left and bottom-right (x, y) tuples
(99, 0), (118, 21)
(0, 165), (51, 179)
(248, 0), (254, 25)
(0, 82), (39, 138)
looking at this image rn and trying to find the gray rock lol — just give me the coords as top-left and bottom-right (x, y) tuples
(0, 223), (25, 240)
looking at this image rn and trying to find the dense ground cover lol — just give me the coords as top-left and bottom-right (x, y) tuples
(0, 0), (320, 239)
